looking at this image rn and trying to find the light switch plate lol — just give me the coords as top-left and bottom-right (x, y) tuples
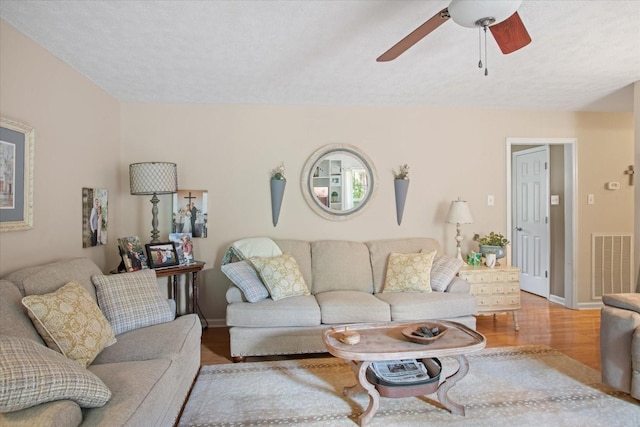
(588, 194), (595, 205)
(551, 195), (559, 205)
(487, 195), (495, 206)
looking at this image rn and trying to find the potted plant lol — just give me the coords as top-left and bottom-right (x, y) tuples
(473, 232), (509, 264)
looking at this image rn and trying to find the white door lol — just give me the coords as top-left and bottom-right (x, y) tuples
(513, 146), (550, 298)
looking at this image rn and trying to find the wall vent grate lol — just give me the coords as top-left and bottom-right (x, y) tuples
(591, 233), (634, 298)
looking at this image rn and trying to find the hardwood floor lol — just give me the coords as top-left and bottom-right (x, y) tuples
(200, 291), (602, 371)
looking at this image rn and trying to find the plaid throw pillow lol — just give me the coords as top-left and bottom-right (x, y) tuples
(0, 336), (111, 412)
(92, 270), (173, 335)
(430, 254), (465, 292)
(221, 260), (270, 303)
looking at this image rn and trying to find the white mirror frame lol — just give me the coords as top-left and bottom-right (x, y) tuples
(301, 144), (378, 221)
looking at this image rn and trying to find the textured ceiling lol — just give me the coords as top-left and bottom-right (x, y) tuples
(1, 0), (639, 111)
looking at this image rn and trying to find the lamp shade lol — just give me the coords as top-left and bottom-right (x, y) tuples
(129, 162), (178, 195)
(446, 198), (474, 224)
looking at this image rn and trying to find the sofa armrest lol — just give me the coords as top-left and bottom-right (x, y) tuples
(445, 277), (470, 293)
(600, 304), (640, 395)
(603, 293), (640, 314)
(226, 285), (246, 303)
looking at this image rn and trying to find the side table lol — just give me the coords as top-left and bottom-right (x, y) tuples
(458, 264), (521, 331)
(154, 261), (208, 328)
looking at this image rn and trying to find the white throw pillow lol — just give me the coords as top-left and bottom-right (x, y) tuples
(92, 270), (173, 335)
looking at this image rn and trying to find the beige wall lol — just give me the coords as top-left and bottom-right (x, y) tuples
(1, 19), (635, 324)
(0, 21), (121, 275)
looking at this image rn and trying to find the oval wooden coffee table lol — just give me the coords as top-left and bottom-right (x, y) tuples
(323, 320), (486, 426)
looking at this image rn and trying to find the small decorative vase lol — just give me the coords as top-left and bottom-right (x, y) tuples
(270, 178), (286, 227)
(394, 179), (409, 225)
(479, 245), (506, 265)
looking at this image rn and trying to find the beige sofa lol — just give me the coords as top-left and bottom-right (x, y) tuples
(224, 237), (477, 361)
(0, 258), (202, 426)
(600, 293), (640, 400)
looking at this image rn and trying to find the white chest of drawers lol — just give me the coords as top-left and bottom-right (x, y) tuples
(458, 265), (521, 331)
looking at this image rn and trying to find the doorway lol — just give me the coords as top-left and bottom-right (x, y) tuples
(506, 138), (578, 309)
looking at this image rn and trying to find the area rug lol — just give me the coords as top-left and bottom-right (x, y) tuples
(179, 345), (639, 426)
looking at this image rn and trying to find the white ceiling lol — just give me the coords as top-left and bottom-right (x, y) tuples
(1, 0), (639, 111)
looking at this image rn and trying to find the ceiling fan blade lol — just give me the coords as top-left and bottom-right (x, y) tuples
(377, 8), (450, 62)
(489, 11), (531, 54)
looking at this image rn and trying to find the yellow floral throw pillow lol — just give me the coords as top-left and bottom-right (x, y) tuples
(22, 282), (116, 367)
(382, 251), (437, 293)
(249, 252), (310, 301)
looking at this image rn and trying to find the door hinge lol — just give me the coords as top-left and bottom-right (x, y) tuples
(545, 162), (548, 170)
(545, 271), (548, 278)
(545, 216), (548, 224)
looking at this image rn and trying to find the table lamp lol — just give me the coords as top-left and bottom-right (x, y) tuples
(129, 162), (178, 243)
(445, 197), (474, 261)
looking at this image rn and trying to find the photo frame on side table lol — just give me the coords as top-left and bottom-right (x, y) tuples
(0, 117), (34, 232)
(169, 233), (195, 265)
(145, 242), (180, 269)
(117, 236), (149, 272)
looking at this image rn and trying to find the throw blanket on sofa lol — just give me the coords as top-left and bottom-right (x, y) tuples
(221, 237), (283, 265)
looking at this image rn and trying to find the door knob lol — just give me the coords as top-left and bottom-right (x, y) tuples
(515, 226), (522, 231)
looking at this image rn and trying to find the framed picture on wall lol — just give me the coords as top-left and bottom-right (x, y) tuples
(145, 242), (180, 269)
(172, 190), (208, 238)
(0, 117), (34, 232)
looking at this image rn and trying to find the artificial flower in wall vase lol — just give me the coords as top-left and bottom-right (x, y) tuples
(393, 164), (410, 225)
(270, 162), (286, 227)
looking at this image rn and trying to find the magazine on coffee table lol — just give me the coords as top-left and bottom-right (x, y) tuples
(370, 359), (430, 385)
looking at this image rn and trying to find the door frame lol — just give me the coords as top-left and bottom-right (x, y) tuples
(506, 138), (578, 309)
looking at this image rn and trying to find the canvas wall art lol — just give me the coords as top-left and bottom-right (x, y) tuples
(173, 190), (208, 238)
(82, 187), (108, 248)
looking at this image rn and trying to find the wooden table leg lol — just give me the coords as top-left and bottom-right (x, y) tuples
(343, 361), (379, 426)
(436, 354), (469, 416)
(512, 311), (520, 331)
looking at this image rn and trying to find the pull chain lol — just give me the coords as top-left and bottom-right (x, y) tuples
(478, 27), (483, 68)
(483, 25), (488, 76)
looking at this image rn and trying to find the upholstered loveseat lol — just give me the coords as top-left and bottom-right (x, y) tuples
(600, 293), (640, 400)
(0, 258), (202, 426)
(223, 237), (477, 361)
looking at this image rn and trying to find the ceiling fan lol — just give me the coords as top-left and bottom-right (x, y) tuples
(377, 0), (531, 71)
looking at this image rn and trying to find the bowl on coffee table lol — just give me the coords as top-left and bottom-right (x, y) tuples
(401, 321), (448, 344)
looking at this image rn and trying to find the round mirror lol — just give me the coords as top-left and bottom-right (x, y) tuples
(301, 144), (377, 221)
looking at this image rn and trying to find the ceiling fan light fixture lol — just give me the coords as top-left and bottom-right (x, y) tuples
(448, 0), (522, 28)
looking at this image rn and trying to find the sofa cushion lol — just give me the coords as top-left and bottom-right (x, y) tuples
(431, 254), (465, 292)
(249, 253), (310, 301)
(4, 258), (103, 301)
(315, 291), (391, 324)
(0, 400), (82, 427)
(311, 241), (373, 294)
(221, 260), (269, 303)
(85, 358), (171, 426)
(367, 238), (441, 294)
(226, 295), (321, 327)
(22, 282), (116, 367)
(93, 314), (202, 365)
(0, 280), (44, 344)
(92, 270), (173, 335)
(375, 291), (477, 321)
(273, 239), (313, 288)
(382, 251), (436, 293)
(0, 336), (111, 413)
